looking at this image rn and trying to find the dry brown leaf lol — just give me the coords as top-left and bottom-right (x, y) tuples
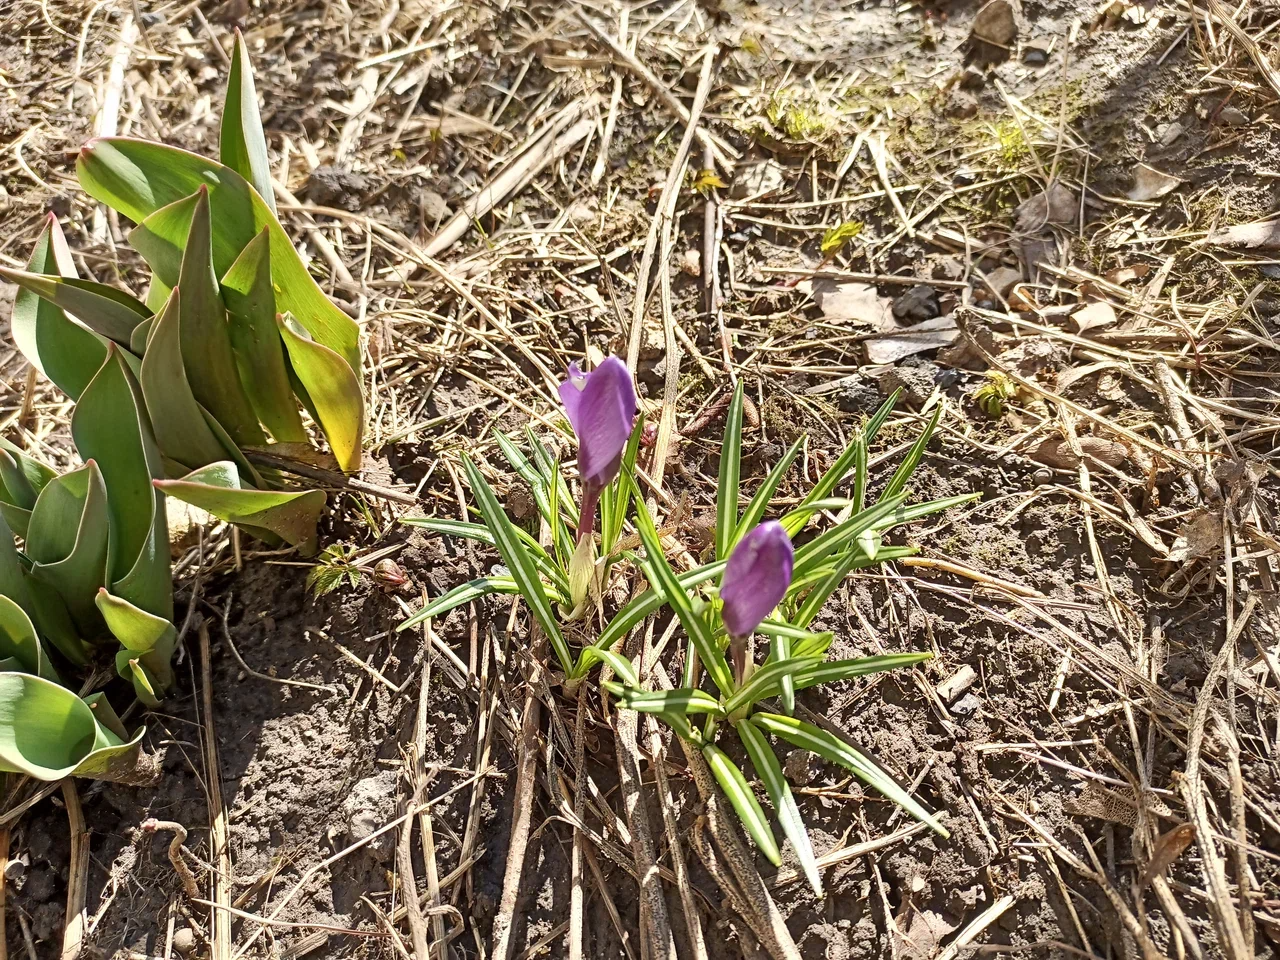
(1204, 219), (1280, 249)
(1139, 823), (1196, 889)
(864, 315), (960, 364)
(1031, 435), (1130, 470)
(811, 278), (894, 327)
(1068, 300), (1118, 334)
(1167, 510), (1223, 563)
(1105, 263), (1151, 284)
(1128, 163), (1183, 201)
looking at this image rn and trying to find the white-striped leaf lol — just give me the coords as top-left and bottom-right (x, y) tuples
(740, 717), (821, 895)
(703, 742), (781, 865)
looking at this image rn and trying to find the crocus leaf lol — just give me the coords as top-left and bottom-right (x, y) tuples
(757, 620), (834, 660)
(396, 575), (522, 632)
(789, 653), (933, 693)
(221, 30), (276, 214)
(72, 348), (172, 621)
(733, 436), (803, 548)
(791, 494), (908, 578)
(399, 517), (567, 593)
(717, 380), (745, 560)
(26, 461), (110, 636)
(703, 742), (781, 865)
(0, 672), (145, 781)
(575, 647), (640, 687)
(220, 228), (305, 442)
(882, 406), (941, 502)
(154, 460), (326, 553)
(723, 658), (819, 716)
(11, 214), (109, 400)
(96, 588), (175, 704)
(76, 137), (360, 372)
(277, 312), (363, 472)
(604, 683), (726, 717)
(751, 712), (948, 837)
(462, 455), (573, 674)
(0, 267), (149, 346)
(140, 288), (237, 471)
(740, 717), (821, 895)
(0, 596), (60, 683)
(177, 186), (265, 447)
(632, 485), (735, 696)
(580, 559), (727, 677)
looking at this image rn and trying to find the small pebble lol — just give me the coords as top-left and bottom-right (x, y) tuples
(1022, 45), (1049, 65)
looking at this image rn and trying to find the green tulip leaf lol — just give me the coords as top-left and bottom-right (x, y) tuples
(0, 266), (150, 346)
(176, 187), (265, 447)
(221, 30), (276, 214)
(26, 461), (110, 636)
(220, 228), (305, 442)
(72, 348), (172, 621)
(76, 137), (360, 372)
(128, 191), (199, 289)
(0, 596), (60, 683)
(0, 672), (146, 781)
(277, 312), (363, 472)
(10, 214), (109, 400)
(155, 460), (325, 553)
(97, 588), (175, 704)
(140, 288), (239, 470)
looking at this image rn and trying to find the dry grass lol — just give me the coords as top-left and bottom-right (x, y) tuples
(1, 0), (1279, 958)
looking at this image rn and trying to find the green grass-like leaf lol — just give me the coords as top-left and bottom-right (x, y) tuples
(752, 712), (948, 837)
(632, 483), (734, 696)
(397, 575), (522, 632)
(703, 742), (780, 865)
(717, 381), (744, 560)
(603, 683), (727, 717)
(463, 456), (573, 674)
(740, 717), (821, 894)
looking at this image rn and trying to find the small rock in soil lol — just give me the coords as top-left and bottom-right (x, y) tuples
(878, 362), (938, 407)
(982, 265), (1022, 298)
(785, 749), (816, 786)
(959, 67), (986, 91)
(730, 158), (786, 198)
(832, 375), (882, 414)
(1016, 183), (1077, 232)
(1022, 45), (1049, 65)
(33, 902), (63, 942)
(1218, 105), (1248, 127)
(892, 284), (940, 323)
(944, 91), (979, 120)
(24, 866), (56, 902)
(343, 770), (400, 863)
(306, 165), (370, 212)
(172, 927), (197, 956)
(951, 692), (983, 716)
(417, 188), (451, 224)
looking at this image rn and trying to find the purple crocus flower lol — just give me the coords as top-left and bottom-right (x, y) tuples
(721, 521), (794, 684)
(721, 521), (794, 639)
(559, 355), (636, 540)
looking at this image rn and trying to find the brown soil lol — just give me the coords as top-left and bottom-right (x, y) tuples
(2, 0), (1279, 958)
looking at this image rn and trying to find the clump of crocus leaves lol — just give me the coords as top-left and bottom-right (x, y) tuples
(401, 358), (975, 892)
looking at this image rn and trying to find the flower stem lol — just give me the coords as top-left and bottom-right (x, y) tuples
(576, 483), (600, 543)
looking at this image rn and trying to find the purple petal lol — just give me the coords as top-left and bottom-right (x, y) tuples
(558, 362), (588, 436)
(570, 356), (636, 489)
(720, 521), (794, 638)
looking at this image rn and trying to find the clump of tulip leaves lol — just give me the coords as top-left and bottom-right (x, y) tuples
(0, 36), (358, 782)
(402, 360), (976, 895)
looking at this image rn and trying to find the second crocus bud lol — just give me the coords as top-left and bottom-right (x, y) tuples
(558, 355), (636, 541)
(720, 521), (794, 684)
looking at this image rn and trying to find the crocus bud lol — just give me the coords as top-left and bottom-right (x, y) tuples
(559, 355), (636, 540)
(566, 533), (597, 618)
(720, 521), (794, 639)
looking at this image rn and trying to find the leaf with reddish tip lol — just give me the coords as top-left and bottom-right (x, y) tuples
(76, 138), (360, 372)
(11, 215), (109, 400)
(0, 266), (149, 346)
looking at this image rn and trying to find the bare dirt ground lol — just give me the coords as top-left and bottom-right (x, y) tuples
(2, 0), (1279, 958)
